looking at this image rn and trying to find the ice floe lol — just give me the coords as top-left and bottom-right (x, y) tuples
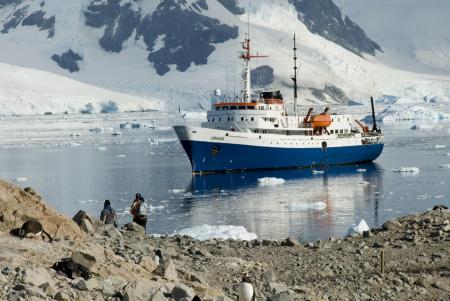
(410, 124), (442, 131)
(433, 145), (447, 149)
(392, 167), (420, 174)
(15, 177), (27, 183)
(257, 177), (286, 186)
(96, 147), (107, 151)
(169, 189), (186, 194)
(439, 164), (450, 169)
(181, 111), (207, 120)
(347, 219), (370, 236)
(312, 170), (325, 175)
(288, 202), (327, 211)
(357, 168), (367, 173)
(176, 225), (257, 241)
(117, 154), (126, 158)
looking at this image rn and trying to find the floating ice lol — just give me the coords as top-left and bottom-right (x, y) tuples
(312, 170), (325, 175)
(289, 202), (326, 211)
(257, 177), (285, 186)
(347, 219), (370, 236)
(170, 189), (186, 194)
(96, 147), (107, 151)
(433, 145), (447, 149)
(176, 225), (257, 241)
(117, 154), (126, 158)
(439, 164), (450, 169)
(357, 168), (367, 173)
(15, 177), (27, 183)
(149, 205), (165, 212)
(392, 167), (420, 174)
(410, 124), (441, 131)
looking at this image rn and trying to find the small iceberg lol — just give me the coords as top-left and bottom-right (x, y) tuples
(289, 201), (326, 211)
(117, 154), (126, 158)
(439, 164), (450, 169)
(392, 167), (420, 174)
(433, 145), (447, 150)
(15, 177), (28, 183)
(96, 147), (107, 151)
(347, 219), (369, 236)
(357, 168), (367, 173)
(257, 177), (285, 186)
(176, 225), (257, 241)
(169, 189), (186, 194)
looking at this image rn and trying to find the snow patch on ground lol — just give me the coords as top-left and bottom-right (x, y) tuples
(347, 219), (370, 236)
(289, 202), (327, 211)
(257, 177), (286, 186)
(176, 225), (257, 241)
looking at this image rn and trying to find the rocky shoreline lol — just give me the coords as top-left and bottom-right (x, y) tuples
(1, 180), (450, 301)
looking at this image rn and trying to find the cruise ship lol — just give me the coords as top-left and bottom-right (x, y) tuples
(174, 35), (384, 174)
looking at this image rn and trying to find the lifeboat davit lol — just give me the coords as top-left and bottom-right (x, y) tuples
(311, 114), (332, 128)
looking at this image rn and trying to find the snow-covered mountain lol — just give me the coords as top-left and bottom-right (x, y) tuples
(0, 0), (449, 115)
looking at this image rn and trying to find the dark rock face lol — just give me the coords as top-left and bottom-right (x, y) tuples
(0, 0), (23, 8)
(289, 0), (381, 56)
(308, 84), (350, 104)
(51, 50), (83, 73)
(84, 0), (238, 76)
(21, 10), (55, 38)
(1, 5), (27, 33)
(251, 65), (274, 86)
(138, 0), (238, 76)
(217, 0), (245, 15)
(84, 0), (140, 53)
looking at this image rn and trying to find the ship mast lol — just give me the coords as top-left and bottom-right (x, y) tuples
(291, 34), (299, 113)
(240, 18), (268, 103)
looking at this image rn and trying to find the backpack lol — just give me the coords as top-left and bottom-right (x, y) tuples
(138, 201), (147, 217)
(103, 208), (116, 225)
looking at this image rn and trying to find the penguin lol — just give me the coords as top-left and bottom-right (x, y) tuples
(154, 249), (164, 266)
(237, 273), (255, 301)
(19, 220), (53, 242)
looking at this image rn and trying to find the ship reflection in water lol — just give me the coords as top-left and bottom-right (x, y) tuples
(183, 164), (383, 241)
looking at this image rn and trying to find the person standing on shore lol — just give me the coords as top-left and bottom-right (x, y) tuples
(100, 200), (118, 228)
(130, 193), (148, 233)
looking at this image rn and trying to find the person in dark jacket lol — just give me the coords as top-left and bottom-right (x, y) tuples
(100, 200), (118, 228)
(130, 193), (147, 233)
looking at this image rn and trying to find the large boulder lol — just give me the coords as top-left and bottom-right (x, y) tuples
(156, 259), (178, 282)
(72, 250), (98, 273)
(72, 210), (101, 233)
(122, 222), (145, 235)
(0, 180), (84, 240)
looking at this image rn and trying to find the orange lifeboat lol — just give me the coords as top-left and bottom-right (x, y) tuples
(311, 114), (332, 128)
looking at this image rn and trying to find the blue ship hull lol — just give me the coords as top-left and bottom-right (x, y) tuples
(180, 140), (384, 173)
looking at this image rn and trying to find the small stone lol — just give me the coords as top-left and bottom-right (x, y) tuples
(39, 282), (57, 296)
(382, 220), (402, 231)
(281, 237), (301, 247)
(102, 224), (122, 238)
(22, 268), (55, 288)
(123, 280), (157, 301)
(171, 283), (195, 301)
(54, 291), (70, 301)
(263, 270), (277, 283)
(269, 282), (289, 294)
(432, 205), (448, 210)
(140, 256), (158, 273)
(363, 230), (373, 238)
(100, 279), (115, 296)
(431, 280), (450, 292)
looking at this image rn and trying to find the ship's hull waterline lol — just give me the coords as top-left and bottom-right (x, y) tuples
(175, 126), (384, 174)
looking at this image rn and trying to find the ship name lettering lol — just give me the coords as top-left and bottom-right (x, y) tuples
(211, 136), (224, 141)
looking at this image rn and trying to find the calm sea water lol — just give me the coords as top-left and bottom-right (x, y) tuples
(0, 114), (449, 241)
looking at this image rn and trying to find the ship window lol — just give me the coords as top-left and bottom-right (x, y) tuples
(332, 118), (334, 122)
(230, 106), (237, 110)
(241, 117), (244, 121)
(340, 129), (343, 134)
(330, 130), (334, 134)
(251, 117), (254, 121)
(208, 119), (210, 122)
(231, 117), (234, 121)
(212, 118), (215, 122)
(227, 117), (230, 121)
(248, 106), (255, 110)
(345, 129), (348, 133)
(239, 106), (246, 110)
(338, 118), (340, 122)
(219, 118), (222, 121)
(347, 118), (349, 121)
